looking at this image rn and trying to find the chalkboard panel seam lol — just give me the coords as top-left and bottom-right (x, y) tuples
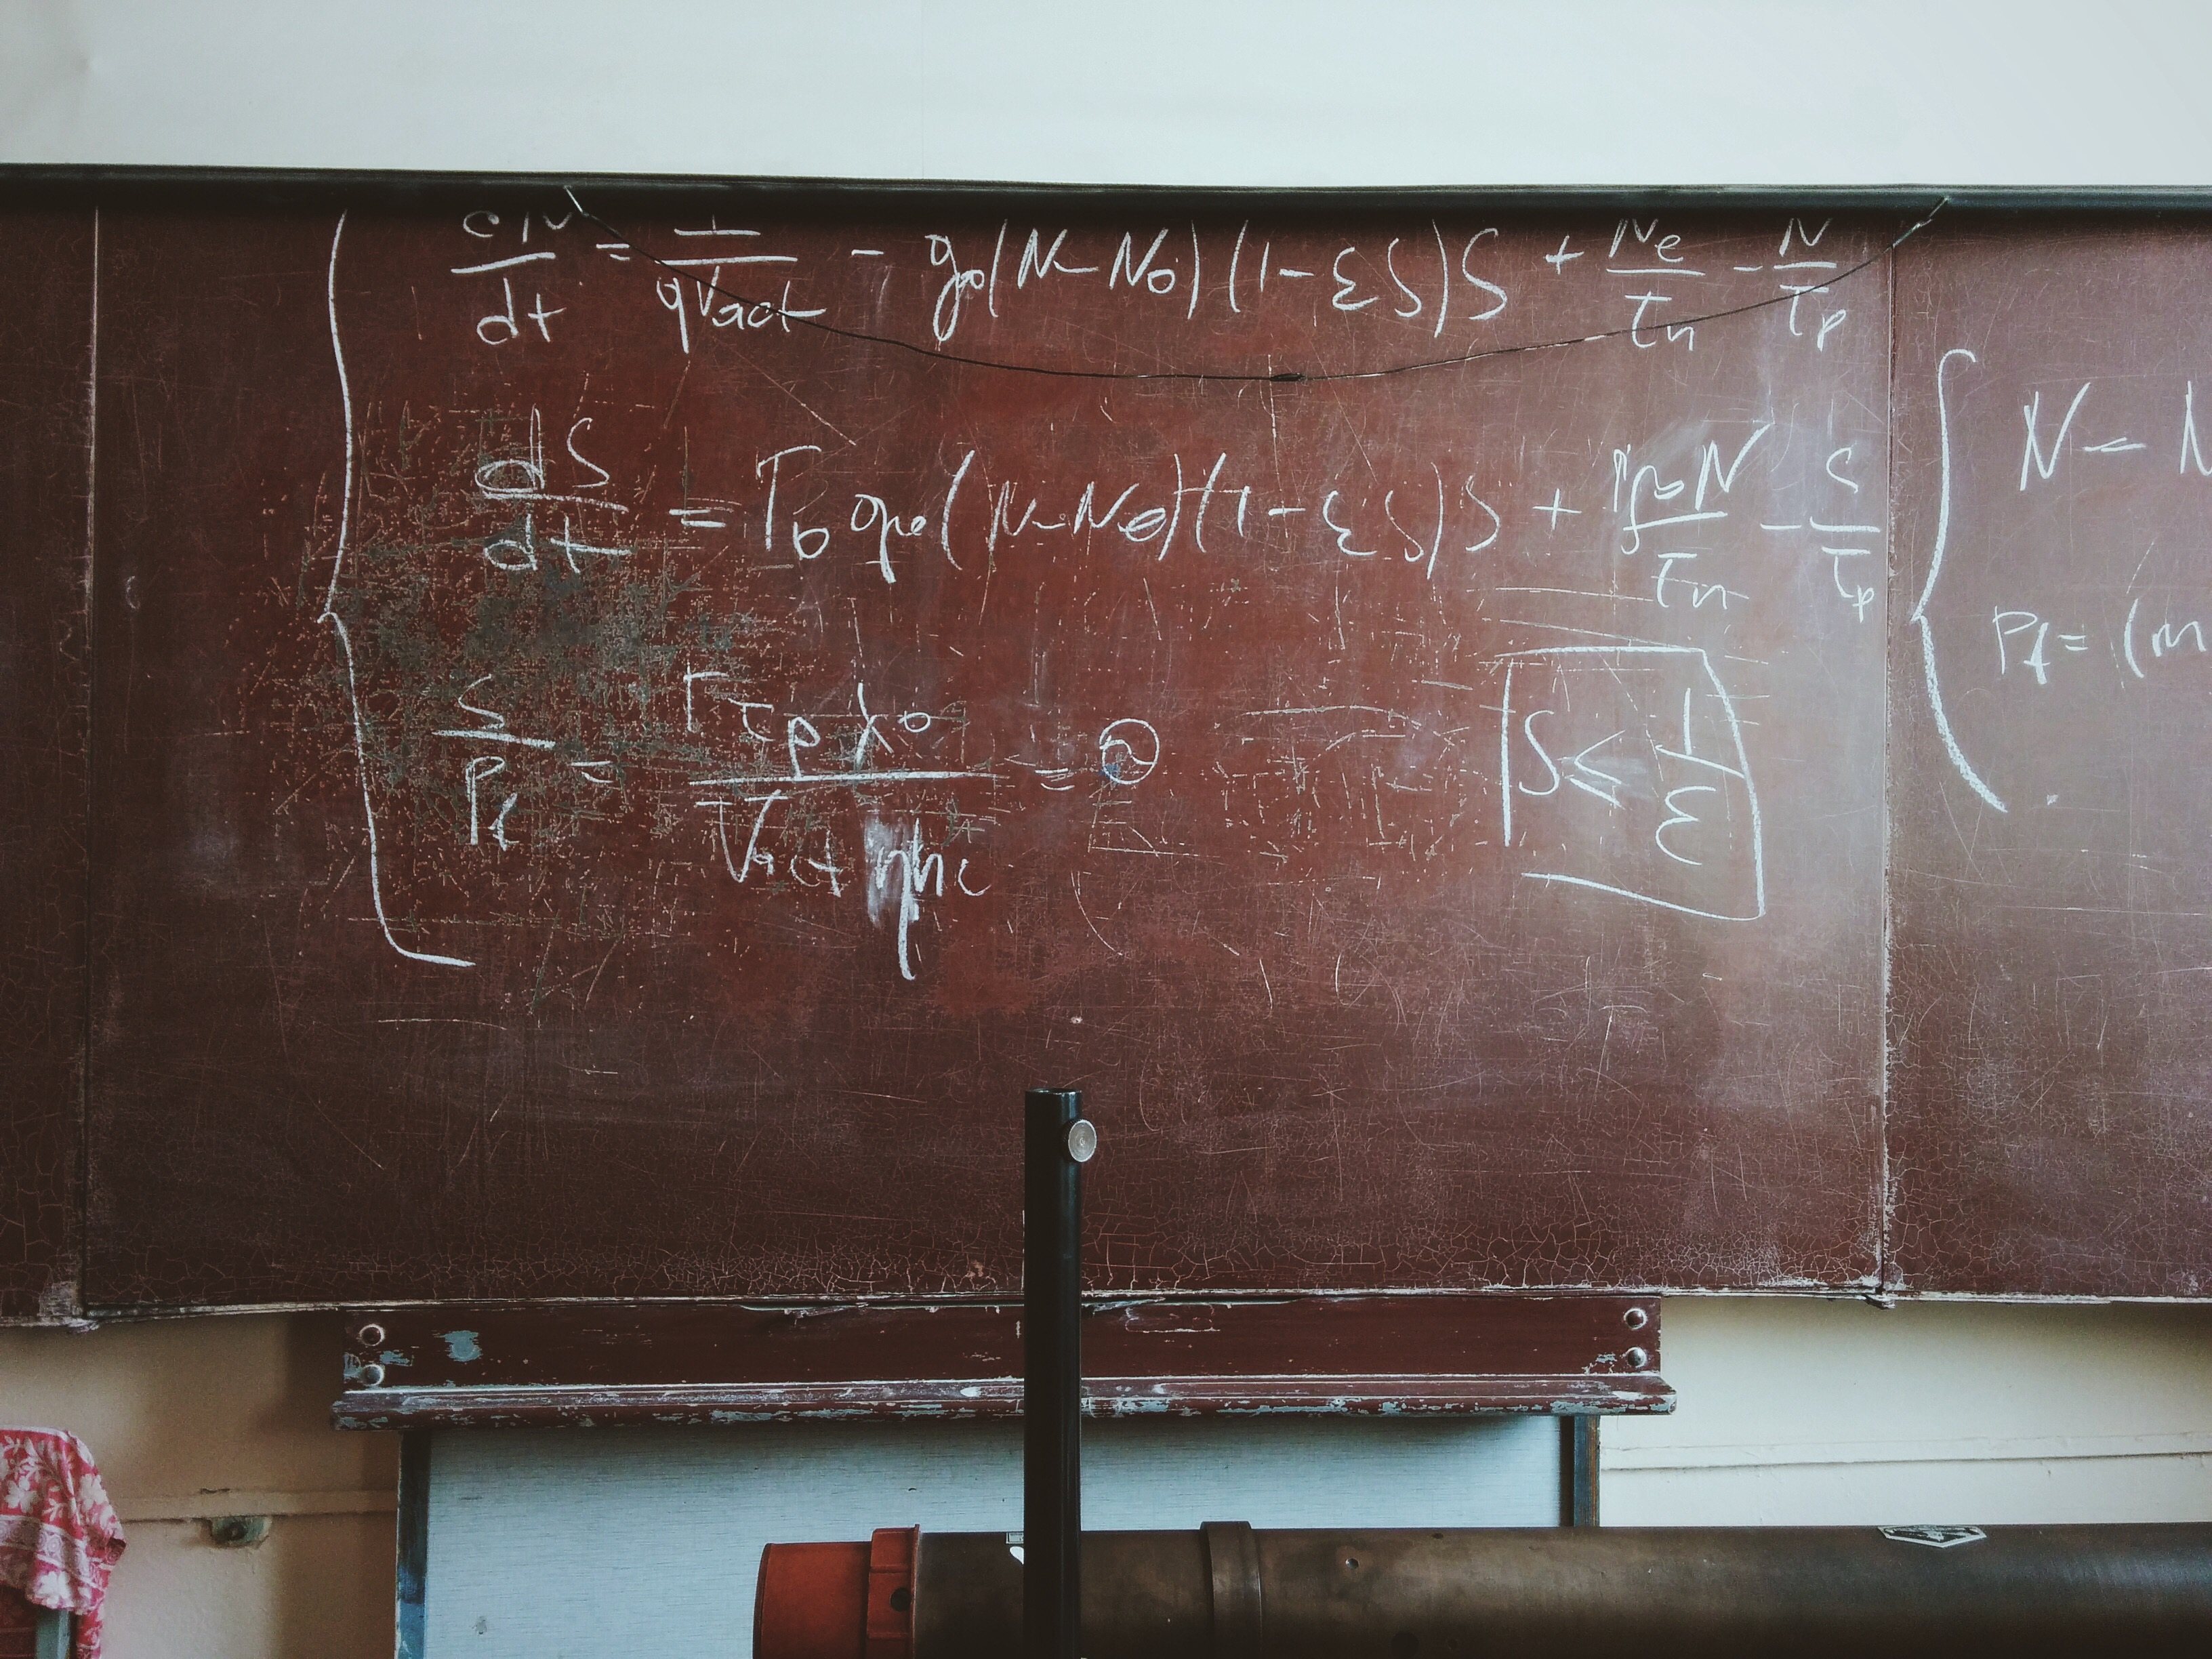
(1878, 229), (1898, 1297)
(66, 206), (97, 1326)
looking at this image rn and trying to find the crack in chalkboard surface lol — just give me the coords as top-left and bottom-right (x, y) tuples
(563, 187), (1948, 388)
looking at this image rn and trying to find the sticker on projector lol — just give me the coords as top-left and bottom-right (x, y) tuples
(1880, 1525), (1988, 1549)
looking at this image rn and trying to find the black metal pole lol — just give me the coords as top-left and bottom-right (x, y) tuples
(1025, 1086), (1090, 1659)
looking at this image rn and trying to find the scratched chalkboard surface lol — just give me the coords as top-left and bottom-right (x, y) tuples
(14, 185), (2199, 1313)
(0, 209), (91, 1322)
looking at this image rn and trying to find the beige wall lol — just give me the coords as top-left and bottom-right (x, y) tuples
(5, 1298), (2212, 1656)
(0, 1315), (394, 1659)
(1605, 1298), (2212, 1525)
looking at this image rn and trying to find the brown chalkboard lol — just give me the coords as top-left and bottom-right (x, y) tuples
(33, 188), (2212, 1312)
(1889, 218), (2212, 1296)
(49, 187), (1896, 1309)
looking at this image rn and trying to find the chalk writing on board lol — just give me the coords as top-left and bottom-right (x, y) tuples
(323, 211), (474, 969)
(1904, 348), (2212, 819)
(1910, 346), (2008, 814)
(435, 193), (1886, 380)
(1497, 646), (1765, 923)
(318, 203), (1888, 980)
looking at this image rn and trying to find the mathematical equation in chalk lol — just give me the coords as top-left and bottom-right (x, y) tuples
(312, 206), (1886, 980)
(434, 202), (1869, 368)
(1914, 352), (2212, 817)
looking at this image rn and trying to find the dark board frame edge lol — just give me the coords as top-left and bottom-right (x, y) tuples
(14, 165), (2212, 217)
(85, 1286), (2212, 1319)
(394, 1430), (429, 1659)
(1559, 1416), (1601, 1527)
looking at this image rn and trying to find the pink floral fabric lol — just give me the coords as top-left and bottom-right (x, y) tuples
(0, 1430), (125, 1659)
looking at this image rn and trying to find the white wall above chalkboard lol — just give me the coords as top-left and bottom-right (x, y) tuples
(5, 1), (2212, 188)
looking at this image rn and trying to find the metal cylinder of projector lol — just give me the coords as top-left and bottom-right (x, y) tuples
(899, 1522), (2212, 1659)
